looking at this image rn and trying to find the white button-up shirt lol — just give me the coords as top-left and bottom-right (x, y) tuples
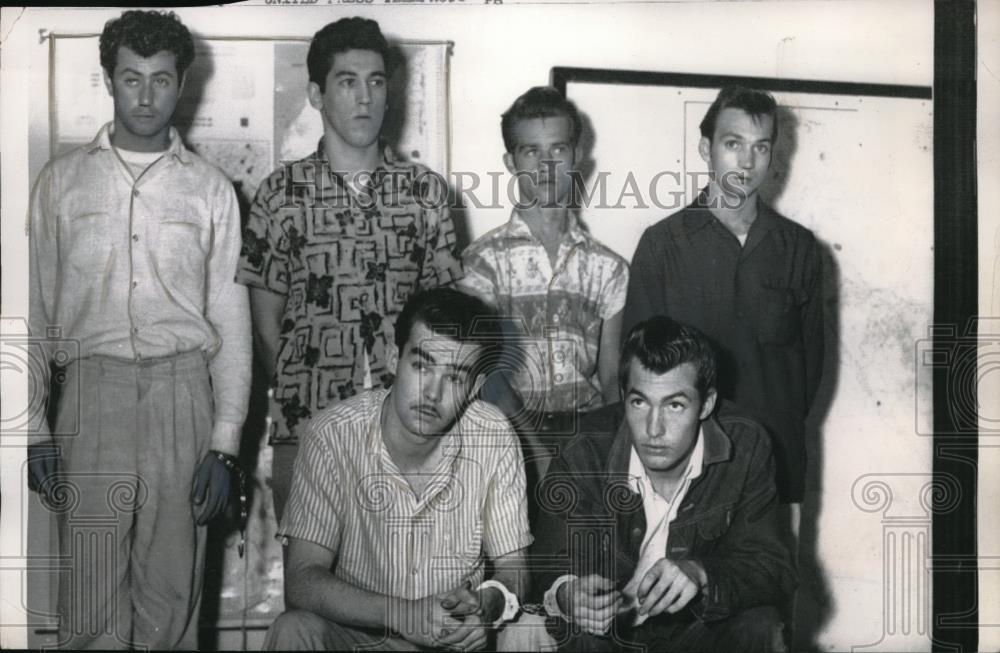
(622, 429), (705, 625)
(28, 123), (251, 452)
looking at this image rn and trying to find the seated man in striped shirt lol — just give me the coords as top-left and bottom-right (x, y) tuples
(264, 288), (532, 651)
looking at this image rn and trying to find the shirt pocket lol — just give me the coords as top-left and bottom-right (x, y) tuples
(672, 503), (733, 557)
(66, 211), (115, 274)
(756, 285), (807, 345)
(155, 214), (207, 279)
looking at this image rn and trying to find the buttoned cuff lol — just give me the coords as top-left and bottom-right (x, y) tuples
(543, 574), (578, 620)
(210, 420), (242, 456)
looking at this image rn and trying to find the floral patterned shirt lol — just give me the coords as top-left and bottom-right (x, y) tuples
(237, 142), (463, 443)
(459, 211), (628, 413)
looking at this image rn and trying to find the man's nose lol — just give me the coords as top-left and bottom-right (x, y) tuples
(646, 407), (665, 438)
(422, 374), (443, 403)
(356, 82), (371, 105)
(738, 147), (755, 169)
(138, 81), (153, 106)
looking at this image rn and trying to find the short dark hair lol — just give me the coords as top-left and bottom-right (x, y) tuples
(394, 288), (504, 380)
(619, 316), (717, 400)
(307, 17), (391, 93)
(699, 86), (778, 142)
(99, 10), (195, 79)
(501, 86), (583, 153)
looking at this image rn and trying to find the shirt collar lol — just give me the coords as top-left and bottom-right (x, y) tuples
(86, 122), (191, 165)
(504, 209), (589, 247)
(626, 427), (705, 497)
(312, 138), (396, 168)
(682, 186), (778, 236)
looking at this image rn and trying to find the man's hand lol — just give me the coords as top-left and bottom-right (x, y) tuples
(556, 574), (622, 635)
(190, 452), (231, 525)
(27, 441), (60, 502)
(439, 582), (504, 622)
(391, 595), (481, 650)
(630, 558), (706, 618)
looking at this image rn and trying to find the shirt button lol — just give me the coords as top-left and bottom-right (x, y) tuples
(132, 281), (138, 288)
(132, 326), (139, 334)
(133, 189), (140, 197)
(132, 233), (139, 242)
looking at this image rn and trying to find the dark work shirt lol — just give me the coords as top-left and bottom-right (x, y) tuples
(624, 192), (823, 502)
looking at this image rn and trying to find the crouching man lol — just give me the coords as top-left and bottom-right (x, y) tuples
(264, 288), (532, 650)
(531, 316), (795, 652)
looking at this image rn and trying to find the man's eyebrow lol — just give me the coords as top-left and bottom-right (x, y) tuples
(118, 67), (175, 78)
(719, 131), (771, 143)
(410, 345), (436, 365)
(626, 388), (692, 401)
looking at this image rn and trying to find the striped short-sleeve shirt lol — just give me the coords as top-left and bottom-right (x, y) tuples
(279, 388), (532, 599)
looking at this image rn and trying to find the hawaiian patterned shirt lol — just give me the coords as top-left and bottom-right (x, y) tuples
(459, 211), (629, 413)
(237, 142), (463, 443)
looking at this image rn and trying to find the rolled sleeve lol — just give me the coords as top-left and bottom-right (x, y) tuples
(600, 257), (630, 320)
(278, 425), (344, 554)
(457, 247), (500, 308)
(236, 169), (291, 295)
(417, 173), (464, 289)
(482, 432), (533, 559)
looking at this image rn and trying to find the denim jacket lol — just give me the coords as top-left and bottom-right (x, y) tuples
(530, 401), (796, 622)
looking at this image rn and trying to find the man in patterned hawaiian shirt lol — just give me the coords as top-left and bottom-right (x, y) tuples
(459, 86), (629, 505)
(237, 17), (463, 520)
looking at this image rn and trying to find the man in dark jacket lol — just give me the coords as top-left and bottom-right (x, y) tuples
(530, 316), (795, 652)
(624, 87), (824, 525)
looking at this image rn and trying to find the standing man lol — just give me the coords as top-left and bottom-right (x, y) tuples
(237, 18), (463, 520)
(624, 87), (824, 526)
(460, 86), (629, 486)
(264, 288), (531, 650)
(531, 317), (795, 652)
(27, 10), (250, 649)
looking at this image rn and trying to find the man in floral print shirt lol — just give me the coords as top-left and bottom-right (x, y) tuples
(237, 17), (463, 520)
(459, 86), (629, 505)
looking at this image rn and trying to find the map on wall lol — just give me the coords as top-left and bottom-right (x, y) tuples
(49, 33), (451, 627)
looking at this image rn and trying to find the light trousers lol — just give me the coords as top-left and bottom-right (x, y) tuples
(52, 351), (213, 650)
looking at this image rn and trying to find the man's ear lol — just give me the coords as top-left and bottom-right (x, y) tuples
(307, 81), (324, 111)
(469, 373), (487, 400)
(387, 342), (400, 375)
(177, 71), (187, 97)
(502, 151), (516, 175)
(699, 388), (718, 421)
(103, 68), (114, 97)
(698, 135), (712, 165)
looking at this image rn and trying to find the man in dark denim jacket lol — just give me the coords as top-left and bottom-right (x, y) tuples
(529, 316), (795, 652)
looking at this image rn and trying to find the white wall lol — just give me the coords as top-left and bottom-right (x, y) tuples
(1, 2), (945, 650)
